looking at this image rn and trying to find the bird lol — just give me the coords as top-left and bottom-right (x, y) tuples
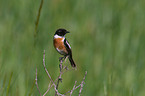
(53, 28), (76, 67)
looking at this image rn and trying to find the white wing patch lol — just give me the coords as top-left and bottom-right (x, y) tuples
(66, 40), (71, 49)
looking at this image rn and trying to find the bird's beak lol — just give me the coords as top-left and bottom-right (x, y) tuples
(66, 31), (70, 33)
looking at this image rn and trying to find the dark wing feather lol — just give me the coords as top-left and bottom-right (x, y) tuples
(64, 38), (72, 57)
(64, 38), (76, 67)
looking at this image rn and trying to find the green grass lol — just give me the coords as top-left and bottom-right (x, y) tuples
(0, 0), (145, 95)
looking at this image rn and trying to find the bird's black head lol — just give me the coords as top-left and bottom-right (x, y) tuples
(55, 28), (69, 36)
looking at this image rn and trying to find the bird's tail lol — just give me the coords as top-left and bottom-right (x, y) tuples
(68, 56), (76, 67)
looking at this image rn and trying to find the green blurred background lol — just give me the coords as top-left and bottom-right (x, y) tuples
(0, 0), (145, 95)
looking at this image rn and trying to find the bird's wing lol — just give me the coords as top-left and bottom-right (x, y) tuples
(64, 38), (72, 56)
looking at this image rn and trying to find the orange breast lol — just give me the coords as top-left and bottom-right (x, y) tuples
(53, 38), (68, 54)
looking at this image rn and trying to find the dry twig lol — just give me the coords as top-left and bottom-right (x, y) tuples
(42, 50), (63, 96)
(64, 71), (87, 95)
(35, 68), (42, 96)
(35, 50), (87, 96)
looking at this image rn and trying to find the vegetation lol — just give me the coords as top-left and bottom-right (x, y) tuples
(0, 0), (145, 95)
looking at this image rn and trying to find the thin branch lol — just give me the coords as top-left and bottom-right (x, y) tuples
(43, 50), (63, 96)
(79, 71), (87, 96)
(55, 58), (63, 96)
(43, 50), (54, 83)
(36, 50), (87, 96)
(43, 82), (53, 96)
(70, 81), (77, 96)
(35, 68), (42, 96)
(64, 71), (87, 95)
(55, 61), (62, 95)
(55, 57), (69, 96)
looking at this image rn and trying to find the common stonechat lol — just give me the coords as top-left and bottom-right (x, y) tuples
(53, 28), (76, 67)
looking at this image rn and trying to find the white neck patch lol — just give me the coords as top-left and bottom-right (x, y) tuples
(54, 34), (63, 38)
(54, 34), (65, 42)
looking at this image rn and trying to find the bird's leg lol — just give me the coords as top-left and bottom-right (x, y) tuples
(62, 56), (66, 62)
(59, 57), (63, 72)
(64, 56), (68, 63)
(59, 57), (63, 61)
(63, 56), (69, 70)
(59, 56), (66, 71)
